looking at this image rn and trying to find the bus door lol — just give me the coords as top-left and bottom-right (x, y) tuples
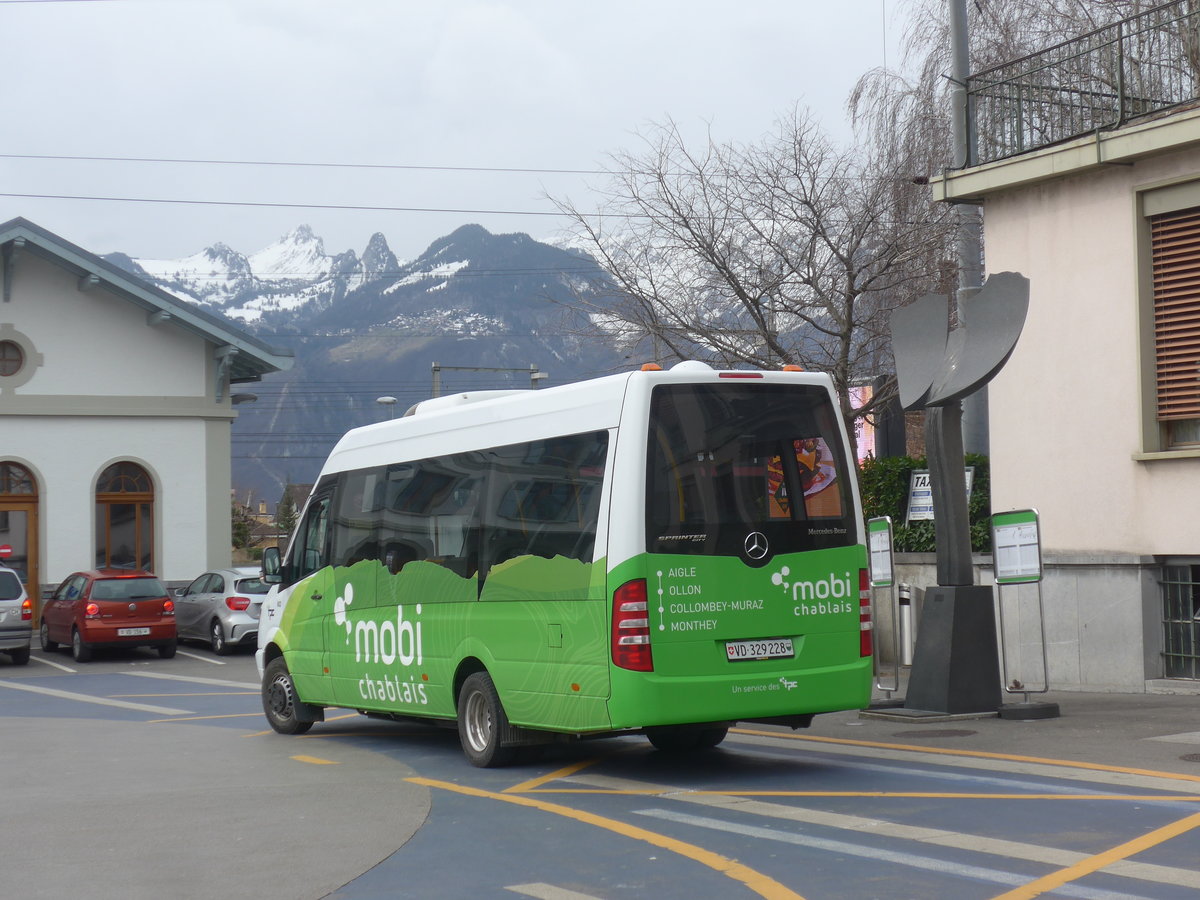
(475, 431), (611, 731)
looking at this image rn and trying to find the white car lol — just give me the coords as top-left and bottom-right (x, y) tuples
(0, 564), (32, 665)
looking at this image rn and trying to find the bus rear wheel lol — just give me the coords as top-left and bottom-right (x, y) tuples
(262, 657), (314, 735)
(645, 724), (729, 753)
(457, 671), (516, 768)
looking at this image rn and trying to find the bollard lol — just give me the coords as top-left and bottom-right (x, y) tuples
(898, 583), (914, 667)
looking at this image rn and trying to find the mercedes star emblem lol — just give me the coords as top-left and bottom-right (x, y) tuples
(744, 532), (769, 560)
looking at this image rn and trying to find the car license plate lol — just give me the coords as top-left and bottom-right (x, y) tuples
(725, 638), (794, 661)
(118, 627), (151, 637)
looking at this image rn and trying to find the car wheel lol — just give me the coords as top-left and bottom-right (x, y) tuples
(210, 619), (231, 656)
(8, 646), (30, 665)
(457, 671), (516, 768)
(262, 656), (314, 735)
(40, 621), (58, 652)
(158, 641), (177, 659)
(71, 629), (93, 663)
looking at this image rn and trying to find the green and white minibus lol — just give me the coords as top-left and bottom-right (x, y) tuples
(257, 361), (872, 766)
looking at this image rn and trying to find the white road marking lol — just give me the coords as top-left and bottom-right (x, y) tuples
(175, 649), (226, 665)
(122, 671), (259, 689)
(506, 884), (606, 900)
(27, 654), (76, 673)
(0, 678), (192, 715)
(729, 730), (1197, 793)
(569, 773), (1200, 890)
(635, 808), (1157, 900)
(1149, 731), (1200, 745)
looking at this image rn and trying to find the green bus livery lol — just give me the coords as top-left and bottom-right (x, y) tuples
(257, 362), (872, 766)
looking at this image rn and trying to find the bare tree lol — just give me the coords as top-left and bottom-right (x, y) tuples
(849, 1), (1191, 175)
(556, 109), (953, 459)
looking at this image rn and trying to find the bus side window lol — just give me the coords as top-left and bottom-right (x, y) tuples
(481, 431), (608, 579)
(377, 454), (484, 578)
(292, 494), (332, 579)
(332, 469), (383, 567)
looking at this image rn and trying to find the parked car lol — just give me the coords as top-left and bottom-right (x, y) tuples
(0, 564), (32, 665)
(41, 569), (176, 662)
(175, 566), (267, 655)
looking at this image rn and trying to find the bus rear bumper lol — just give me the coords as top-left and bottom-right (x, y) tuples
(607, 658), (872, 730)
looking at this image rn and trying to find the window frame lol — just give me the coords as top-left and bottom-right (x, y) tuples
(1139, 180), (1200, 456)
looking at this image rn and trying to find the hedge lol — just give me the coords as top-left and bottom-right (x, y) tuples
(858, 454), (991, 553)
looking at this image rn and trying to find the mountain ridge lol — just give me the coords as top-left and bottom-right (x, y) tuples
(103, 224), (626, 506)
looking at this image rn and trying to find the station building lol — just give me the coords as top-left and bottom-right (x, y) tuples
(0, 217), (292, 615)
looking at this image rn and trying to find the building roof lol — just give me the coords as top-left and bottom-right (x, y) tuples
(0, 216), (293, 383)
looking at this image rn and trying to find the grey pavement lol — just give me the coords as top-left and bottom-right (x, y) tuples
(800, 682), (1200, 782)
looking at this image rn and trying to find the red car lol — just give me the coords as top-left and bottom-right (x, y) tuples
(40, 569), (177, 663)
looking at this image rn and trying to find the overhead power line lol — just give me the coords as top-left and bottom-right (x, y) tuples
(0, 190), (574, 218)
(0, 152), (608, 176)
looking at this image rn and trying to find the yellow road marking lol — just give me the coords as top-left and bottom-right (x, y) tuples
(146, 712), (263, 723)
(522, 789), (1200, 802)
(505, 758), (603, 794)
(409, 776), (804, 900)
(292, 754), (339, 765)
(733, 728), (1200, 785)
(989, 810), (1200, 899)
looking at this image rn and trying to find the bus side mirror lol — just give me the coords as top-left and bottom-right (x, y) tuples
(262, 546), (282, 584)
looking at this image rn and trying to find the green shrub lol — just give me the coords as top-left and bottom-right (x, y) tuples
(858, 454), (991, 553)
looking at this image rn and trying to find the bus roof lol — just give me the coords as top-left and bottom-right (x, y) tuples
(319, 363), (836, 478)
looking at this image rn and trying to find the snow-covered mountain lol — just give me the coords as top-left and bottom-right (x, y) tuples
(109, 223), (607, 337)
(112, 224), (393, 322)
(104, 224), (626, 502)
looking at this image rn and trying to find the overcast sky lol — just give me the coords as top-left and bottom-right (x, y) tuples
(0, 0), (909, 263)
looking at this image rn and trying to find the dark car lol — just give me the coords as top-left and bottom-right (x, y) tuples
(40, 569), (177, 662)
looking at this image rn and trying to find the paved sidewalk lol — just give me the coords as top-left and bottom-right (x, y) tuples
(801, 684), (1200, 780)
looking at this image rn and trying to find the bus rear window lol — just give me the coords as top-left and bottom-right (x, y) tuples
(646, 383), (855, 557)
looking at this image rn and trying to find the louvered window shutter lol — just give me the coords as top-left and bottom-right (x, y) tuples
(1151, 208), (1200, 422)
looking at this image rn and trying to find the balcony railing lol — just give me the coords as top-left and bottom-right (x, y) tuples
(967, 0), (1200, 165)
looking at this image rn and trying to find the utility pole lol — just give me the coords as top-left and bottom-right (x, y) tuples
(430, 362), (547, 397)
(950, 0), (988, 455)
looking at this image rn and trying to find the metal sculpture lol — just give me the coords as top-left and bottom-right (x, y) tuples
(889, 272), (1029, 713)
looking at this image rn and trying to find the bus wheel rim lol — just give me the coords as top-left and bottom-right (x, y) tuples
(464, 690), (491, 752)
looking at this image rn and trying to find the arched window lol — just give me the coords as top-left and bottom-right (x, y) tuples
(95, 462), (154, 571)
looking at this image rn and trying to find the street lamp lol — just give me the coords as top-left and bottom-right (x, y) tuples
(376, 396), (398, 419)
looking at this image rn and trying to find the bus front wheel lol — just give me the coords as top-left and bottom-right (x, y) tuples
(457, 671), (516, 768)
(646, 724), (729, 753)
(262, 657), (314, 735)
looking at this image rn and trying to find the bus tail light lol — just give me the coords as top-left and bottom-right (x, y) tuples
(225, 596), (251, 611)
(612, 579), (653, 672)
(859, 568), (873, 658)
(21, 598), (31, 621)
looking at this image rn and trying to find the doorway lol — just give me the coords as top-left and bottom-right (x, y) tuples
(0, 462), (40, 616)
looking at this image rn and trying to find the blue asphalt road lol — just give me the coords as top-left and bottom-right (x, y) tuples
(4, 648), (1200, 900)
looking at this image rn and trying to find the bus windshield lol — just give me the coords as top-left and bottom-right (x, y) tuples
(646, 382), (855, 558)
